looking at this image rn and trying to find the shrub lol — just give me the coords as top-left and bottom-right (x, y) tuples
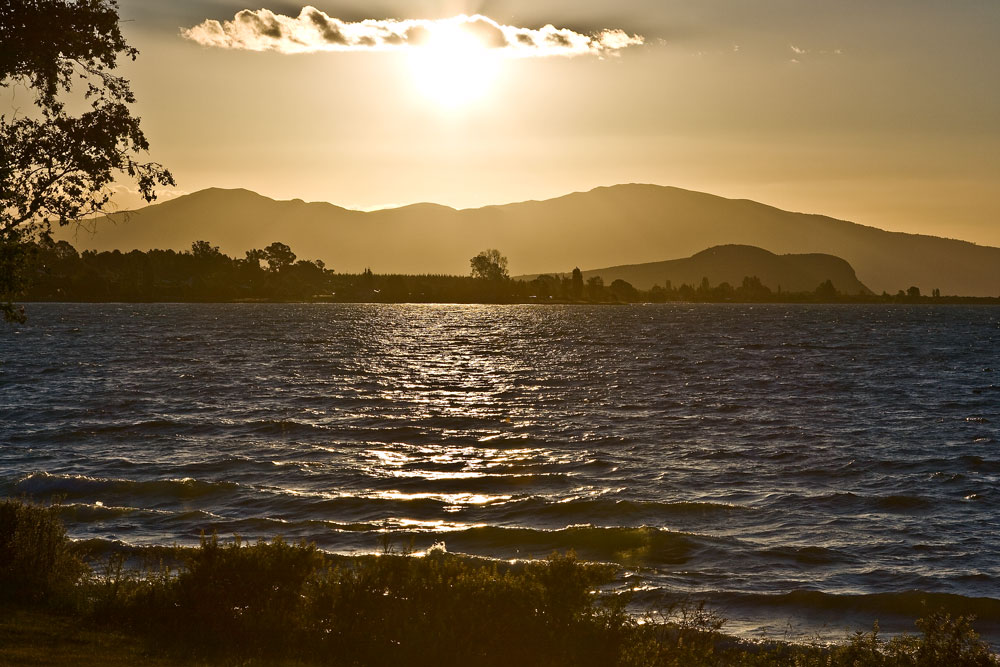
(303, 551), (624, 667)
(909, 611), (997, 666)
(3, 499), (997, 667)
(158, 533), (323, 658)
(0, 498), (87, 606)
(825, 612), (999, 667)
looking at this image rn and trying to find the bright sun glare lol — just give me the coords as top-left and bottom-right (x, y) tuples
(407, 24), (502, 109)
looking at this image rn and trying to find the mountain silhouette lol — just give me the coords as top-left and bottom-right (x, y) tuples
(60, 184), (1000, 296)
(521, 245), (871, 295)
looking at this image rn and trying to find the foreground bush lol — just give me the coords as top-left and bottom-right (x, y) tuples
(114, 536), (626, 666)
(93, 537), (1000, 667)
(828, 614), (998, 667)
(0, 499), (87, 605)
(1, 499), (997, 666)
(304, 549), (627, 667)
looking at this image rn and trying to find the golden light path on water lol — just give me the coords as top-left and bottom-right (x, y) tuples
(328, 305), (615, 532)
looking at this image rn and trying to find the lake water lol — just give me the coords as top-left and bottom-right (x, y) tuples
(2, 303), (998, 643)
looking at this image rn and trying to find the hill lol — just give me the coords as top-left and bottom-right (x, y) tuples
(58, 184), (1000, 296)
(522, 245), (872, 294)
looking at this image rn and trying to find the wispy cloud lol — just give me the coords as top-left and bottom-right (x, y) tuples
(788, 43), (844, 63)
(181, 7), (644, 58)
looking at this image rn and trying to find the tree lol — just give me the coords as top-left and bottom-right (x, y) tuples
(263, 242), (296, 273)
(1, 0), (174, 321)
(739, 275), (771, 300)
(907, 285), (921, 299)
(815, 279), (839, 299)
(609, 279), (638, 302)
(530, 274), (559, 299)
(585, 275), (604, 301)
(469, 249), (508, 281)
(243, 248), (265, 267)
(570, 267), (583, 300)
(190, 241), (223, 260)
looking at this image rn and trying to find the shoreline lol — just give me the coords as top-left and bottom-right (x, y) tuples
(3, 546), (998, 666)
(69, 535), (1000, 650)
(3, 500), (998, 665)
(18, 297), (1000, 306)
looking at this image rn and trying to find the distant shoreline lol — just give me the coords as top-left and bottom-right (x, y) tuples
(20, 296), (1000, 306)
(19, 239), (1000, 308)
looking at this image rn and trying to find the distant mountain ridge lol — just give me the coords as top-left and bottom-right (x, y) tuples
(58, 184), (1000, 296)
(522, 245), (872, 295)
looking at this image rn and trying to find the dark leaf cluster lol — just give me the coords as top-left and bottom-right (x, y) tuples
(1, 0), (173, 320)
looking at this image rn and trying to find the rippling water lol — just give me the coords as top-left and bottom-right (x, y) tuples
(2, 303), (998, 642)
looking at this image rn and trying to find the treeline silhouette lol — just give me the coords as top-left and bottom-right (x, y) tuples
(19, 239), (998, 304)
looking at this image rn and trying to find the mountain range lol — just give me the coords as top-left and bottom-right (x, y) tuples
(60, 184), (1000, 296)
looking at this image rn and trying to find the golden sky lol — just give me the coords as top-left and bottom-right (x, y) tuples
(59, 1), (1000, 245)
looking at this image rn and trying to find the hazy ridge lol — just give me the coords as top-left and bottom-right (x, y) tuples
(521, 244), (872, 294)
(61, 184), (1000, 296)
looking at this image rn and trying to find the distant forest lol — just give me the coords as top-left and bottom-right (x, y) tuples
(18, 239), (1000, 305)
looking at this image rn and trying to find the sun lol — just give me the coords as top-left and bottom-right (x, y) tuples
(407, 24), (502, 109)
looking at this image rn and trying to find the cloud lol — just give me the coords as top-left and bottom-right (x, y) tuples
(181, 7), (644, 58)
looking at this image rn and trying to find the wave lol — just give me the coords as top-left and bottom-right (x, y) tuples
(55, 419), (196, 438)
(715, 589), (1000, 623)
(265, 492), (452, 521)
(475, 433), (549, 448)
(873, 494), (933, 512)
(779, 491), (936, 513)
(8, 471), (240, 503)
(245, 419), (330, 437)
(199, 516), (381, 537)
(755, 545), (848, 566)
(499, 497), (748, 524)
(961, 456), (1000, 472)
(53, 502), (151, 522)
(46, 418), (338, 442)
(434, 524), (698, 566)
(381, 473), (572, 493)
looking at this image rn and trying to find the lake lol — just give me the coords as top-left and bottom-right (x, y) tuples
(2, 303), (998, 643)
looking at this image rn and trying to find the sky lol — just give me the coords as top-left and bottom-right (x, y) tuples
(57, 1), (1000, 244)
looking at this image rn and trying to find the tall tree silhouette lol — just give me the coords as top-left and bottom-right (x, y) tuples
(571, 267), (584, 300)
(0, 0), (173, 321)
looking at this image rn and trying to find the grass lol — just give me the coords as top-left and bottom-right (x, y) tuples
(1, 498), (997, 666)
(0, 604), (189, 667)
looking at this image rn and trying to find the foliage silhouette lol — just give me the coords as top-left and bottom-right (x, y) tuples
(263, 241), (297, 273)
(571, 266), (585, 299)
(0, 499), (86, 606)
(0, 0), (174, 322)
(470, 248), (509, 281)
(815, 279), (840, 299)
